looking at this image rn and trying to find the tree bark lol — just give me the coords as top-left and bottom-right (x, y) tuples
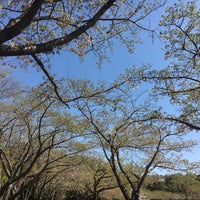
(0, 0), (44, 44)
(0, 0), (116, 56)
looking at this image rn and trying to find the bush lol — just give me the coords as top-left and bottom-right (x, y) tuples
(146, 181), (167, 191)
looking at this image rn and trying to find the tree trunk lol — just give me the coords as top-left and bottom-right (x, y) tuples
(131, 190), (140, 200)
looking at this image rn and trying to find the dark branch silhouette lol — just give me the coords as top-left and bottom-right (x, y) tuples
(0, 0), (116, 56)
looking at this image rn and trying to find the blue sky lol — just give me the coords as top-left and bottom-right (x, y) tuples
(12, 1), (200, 172)
(15, 30), (166, 85)
(14, 0), (169, 85)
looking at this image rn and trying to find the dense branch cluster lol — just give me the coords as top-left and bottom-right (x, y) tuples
(0, 0), (199, 200)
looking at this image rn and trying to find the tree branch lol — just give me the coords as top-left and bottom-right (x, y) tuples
(165, 117), (200, 131)
(31, 54), (70, 108)
(149, 115), (200, 131)
(0, 0), (116, 56)
(0, 0), (44, 44)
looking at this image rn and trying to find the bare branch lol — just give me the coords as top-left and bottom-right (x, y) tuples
(0, 0), (44, 44)
(31, 54), (70, 108)
(0, 0), (116, 56)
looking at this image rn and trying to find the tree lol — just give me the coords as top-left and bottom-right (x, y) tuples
(145, 0), (200, 131)
(161, 1), (200, 130)
(166, 173), (200, 200)
(0, 82), (87, 199)
(0, 0), (164, 57)
(0, 0), (165, 105)
(64, 155), (120, 200)
(0, 1), (200, 199)
(70, 72), (197, 200)
(144, 174), (168, 191)
(0, 67), (20, 99)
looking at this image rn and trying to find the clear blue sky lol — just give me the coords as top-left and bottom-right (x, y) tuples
(13, 1), (200, 173)
(15, 33), (166, 85)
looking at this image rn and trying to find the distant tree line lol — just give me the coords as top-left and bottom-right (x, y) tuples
(145, 173), (200, 200)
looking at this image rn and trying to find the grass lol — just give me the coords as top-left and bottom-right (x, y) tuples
(143, 189), (182, 200)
